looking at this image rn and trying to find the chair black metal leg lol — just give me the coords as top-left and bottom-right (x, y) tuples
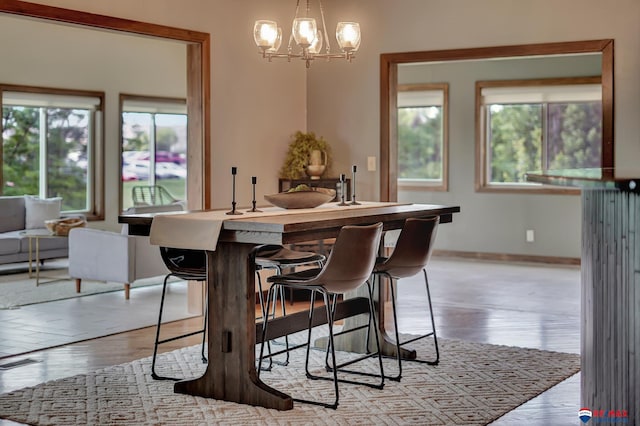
(255, 268), (274, 371)
(366, 280), (385, 390)
(278, 284), (291, 365)
(324, 293), (338, 370)
(384, 268), (440, 383)
(151, 274), (180, 381)
(323, 282), (386, 388)
(152, 275), (208, 381)
(301, 289), (339, 409)
(422, 269), (439, 365)
(201, 296), (208, 364)
(257, 284), (277, 377)
(387, 273), (404, 381)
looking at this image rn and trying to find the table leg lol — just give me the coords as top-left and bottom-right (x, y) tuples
(174, 242), (293, 410)
(35, 237), (41, 286)
(27, 237), (33, 278)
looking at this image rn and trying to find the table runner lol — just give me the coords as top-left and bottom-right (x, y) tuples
(149, 201), (400, 250)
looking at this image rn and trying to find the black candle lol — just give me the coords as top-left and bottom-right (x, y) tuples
(350, 164), (360, 205)
(226, 166), (242, 215)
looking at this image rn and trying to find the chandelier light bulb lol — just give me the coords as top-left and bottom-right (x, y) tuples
(308, 30), (323, 54)
(254, 20), (278, 50)
(336, 22), (361, 52)
(254, 0), (361, 67)
(293, 18), (317, 48)
(267, 27), (283, 53)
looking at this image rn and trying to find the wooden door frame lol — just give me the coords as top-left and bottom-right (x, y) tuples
(380, 39), (614, 201)
(0, 0), (211, 210)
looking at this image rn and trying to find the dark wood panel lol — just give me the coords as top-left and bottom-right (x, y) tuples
(581, 188), (638, 424)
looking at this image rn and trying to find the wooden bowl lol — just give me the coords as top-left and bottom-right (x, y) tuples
(264, 188), (336, 209)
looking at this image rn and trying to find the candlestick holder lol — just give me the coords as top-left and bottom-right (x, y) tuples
(338, 173), (349, 206)
(226, 166), (243, 215)
(247, 176), (262, 212)
(349, 165), (361, 205)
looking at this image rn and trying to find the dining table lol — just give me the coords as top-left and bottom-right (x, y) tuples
(119, 201), (461, 410)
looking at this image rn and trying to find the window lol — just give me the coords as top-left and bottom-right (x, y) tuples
(397, 83), (448, 191)
(120, 95), (187, 211)
(1, 85), (104, 217)
(476, 77), (602, 192)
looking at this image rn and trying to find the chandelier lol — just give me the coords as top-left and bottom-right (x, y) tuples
(253, 0), (361, 68)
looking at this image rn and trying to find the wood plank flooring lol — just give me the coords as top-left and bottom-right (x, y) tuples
(0, 257), (581, 425)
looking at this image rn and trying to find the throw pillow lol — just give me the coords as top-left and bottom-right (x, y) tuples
(24, 196), (62, 229)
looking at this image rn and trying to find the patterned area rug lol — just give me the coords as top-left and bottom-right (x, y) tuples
(0, 337), (580, 425)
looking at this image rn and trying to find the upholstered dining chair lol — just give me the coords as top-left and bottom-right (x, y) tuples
(372, 216), (440, 381)
(258, 222), (385, 409)
(151, 247), (207, 381)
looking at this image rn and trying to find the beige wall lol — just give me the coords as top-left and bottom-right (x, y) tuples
(0, 13), (187, 230)
(19, 0), (308, 227)
(14, 0), (640, 258)
(307, 0), (640, 258)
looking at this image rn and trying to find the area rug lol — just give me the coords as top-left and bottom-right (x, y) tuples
(0, 337), (581, 425)
(0, 259), (169, 309)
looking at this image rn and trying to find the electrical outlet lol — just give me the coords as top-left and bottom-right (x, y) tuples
(367, 156), (376, 172)
(526, 229), (535, 243)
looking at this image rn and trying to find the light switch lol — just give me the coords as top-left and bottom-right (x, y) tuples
(367, 156), (376, 172)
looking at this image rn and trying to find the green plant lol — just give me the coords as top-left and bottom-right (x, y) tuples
(279, 131), (332, 179)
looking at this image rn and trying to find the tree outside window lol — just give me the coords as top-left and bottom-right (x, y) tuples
(1, 87), (102, 214)
(478, 78), (602, 191)
(397, 83), (448, 191)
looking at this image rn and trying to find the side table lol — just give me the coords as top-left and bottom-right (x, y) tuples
(278, 177), (351, 202)
(19, 230), (68, 286)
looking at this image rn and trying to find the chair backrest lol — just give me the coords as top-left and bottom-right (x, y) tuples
(310, 222), (383, 294)
(132, 185), (179, 207)
(159, 247), (207, 280)
(375, 216), (439, 279)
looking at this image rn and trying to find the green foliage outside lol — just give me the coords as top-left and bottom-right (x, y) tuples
(489, 104), (542, 183)
(397, 106), (443, 179)
(2, 106), (88, 211)
(489, 102), (601, 183)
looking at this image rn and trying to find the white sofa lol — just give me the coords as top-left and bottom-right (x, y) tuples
(68, 204), (183, 299)
(0, 195), (69, 265)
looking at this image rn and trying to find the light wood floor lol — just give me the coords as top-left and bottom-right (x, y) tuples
(0, 257), (581, 425)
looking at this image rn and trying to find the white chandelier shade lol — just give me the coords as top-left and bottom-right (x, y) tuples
(253, 0), (361, 68)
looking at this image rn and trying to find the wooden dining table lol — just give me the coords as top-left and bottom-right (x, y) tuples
(120, 201), (460, 410)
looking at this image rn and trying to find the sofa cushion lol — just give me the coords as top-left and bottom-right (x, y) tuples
(0, 196), (26, 233)
(0, 234), (21, 255)
(25, 196), (62, 229)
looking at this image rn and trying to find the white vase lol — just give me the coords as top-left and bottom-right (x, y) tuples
(306, 149), (326, 179)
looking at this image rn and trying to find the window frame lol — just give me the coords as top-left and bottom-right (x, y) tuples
(119, 94), (187, 212)
(475, 76), (602, 194)
(0, 84), (105, 219)
(396, 83), (449, 192)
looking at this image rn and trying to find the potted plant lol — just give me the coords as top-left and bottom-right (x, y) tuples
(279, 131), (332, 179)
